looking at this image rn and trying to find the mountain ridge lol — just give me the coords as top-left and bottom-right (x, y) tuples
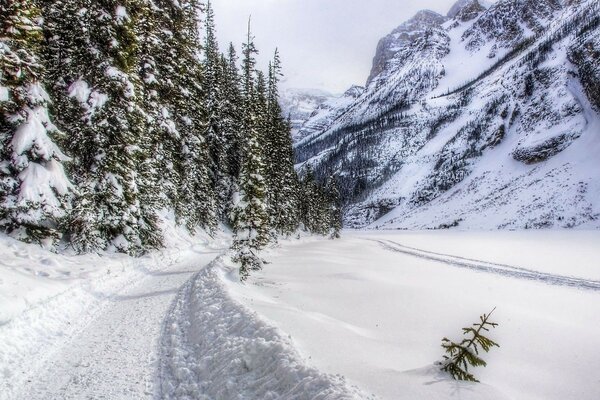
(294, 0), (600, 230)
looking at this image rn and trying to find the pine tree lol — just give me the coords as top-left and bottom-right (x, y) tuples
(231, 21), (270, 279)
(202, 1), (232, 222)
(137, 0), (181, 211)
(223, 43), (243, 181)
(325, 175), (342, 238)
(168, 0), (216, 233)
(440, 308), (500, 382)
(42, 0), (162, 254)
(265, 50), (300, 235)
(0, 0), (73, 245)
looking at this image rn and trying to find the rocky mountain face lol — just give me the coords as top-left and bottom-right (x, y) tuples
(367, 10), (450, 86)
(279, 88), (336, 142)
(292, 85), (364, 144)
(294, 0), (600, 230)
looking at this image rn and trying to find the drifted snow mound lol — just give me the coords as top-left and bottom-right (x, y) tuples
(158, 258), (372, 400)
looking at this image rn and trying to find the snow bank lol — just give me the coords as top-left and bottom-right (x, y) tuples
(158, 257), (372, 400)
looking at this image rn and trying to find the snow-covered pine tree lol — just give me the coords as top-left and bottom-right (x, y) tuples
(137, 0), (181, 211)
(222, 43), (243, 182)
(202, 1), (232, 222)
(299, 166), (335, 235)
(42, 0), (162, 254)
(265, 50), (300, 235)
(325, 175), (342, 238)
(231, 21), (270, 279)
(0, 0), (73, 245)
(164, 0), (216, 232)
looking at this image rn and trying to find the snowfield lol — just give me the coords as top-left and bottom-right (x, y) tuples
(2, 229), (599, 399)
(229, 230), (600, 400)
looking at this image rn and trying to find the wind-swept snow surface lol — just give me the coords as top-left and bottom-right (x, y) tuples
(229, 230), (600, 400)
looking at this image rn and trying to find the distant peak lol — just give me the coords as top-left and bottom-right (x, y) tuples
(447, 0), (487, 18)
(343, 85), (365, 98)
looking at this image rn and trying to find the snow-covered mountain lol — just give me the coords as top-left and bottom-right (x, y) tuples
(279, 88), (337, 142)
(292, 85), (365, 144)
(367, 10), (449, 86)
(294, 0), (600, 230)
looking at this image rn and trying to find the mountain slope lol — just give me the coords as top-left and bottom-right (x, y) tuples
(294, 0), (600, 230)
(279, 88), (337, 142)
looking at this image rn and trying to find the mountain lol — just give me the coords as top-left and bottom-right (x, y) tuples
(294, 0), (600, 230)
(293, 85), (364, 144)
(279, 88), (337, 142)
(367, 10), (450, 86)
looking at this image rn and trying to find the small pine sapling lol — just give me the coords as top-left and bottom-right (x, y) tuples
(440, 308), (499, 382)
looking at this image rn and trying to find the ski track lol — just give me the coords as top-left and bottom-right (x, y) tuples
(370, 238), (600, 291)
(15, 251), (222, 400)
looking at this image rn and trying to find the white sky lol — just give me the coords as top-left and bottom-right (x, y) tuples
(212, 0), (462, 93)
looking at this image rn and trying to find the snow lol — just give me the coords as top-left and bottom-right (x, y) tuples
(115, 5), (129, 23)
(68, 79), (109, 119)
(0, 215), (228, 400)
(0, 85), (8, 102)
(2, 225), (600, 400)
(10, 106), (64, 161)
(18, 159), (72, 204)
(159, 257), (371, 399)
(229, 230), (600, 400)
(431, 19), (505, 97)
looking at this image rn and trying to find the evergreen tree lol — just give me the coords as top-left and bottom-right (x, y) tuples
(223, 43), (243, 181)
(0, 0), (72, 245)
(298, 166), (340, 236)
(231, 21), (270, 279)
(265, 50), (300, 234)
(325, 175), (342, 238)
(441, 308), (500, 382)
(43, 0), (161, 254)
(0, 1), (341, 264)
(202, 1), (232, 222)
(168, 0), (216, 232)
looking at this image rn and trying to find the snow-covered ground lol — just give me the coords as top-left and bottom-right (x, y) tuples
(0, 218), (229, 400)
(227, 230), (600, 400)
(3, 228), (599, 399)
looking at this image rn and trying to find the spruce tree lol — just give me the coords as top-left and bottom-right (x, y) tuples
(231, 21), (270, 279)
(440, 308), (500, 382)
(223, 43), (243, 181)
(0, 0), (73, 245)
(325, 175), (342, 238)
(169, 0), (216, 233)
(202, 1), (232, 222)
(265, 50), (300, 235)
(43, 0), (162, 254)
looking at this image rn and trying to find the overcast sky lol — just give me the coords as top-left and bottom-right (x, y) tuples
(212, 0), (461, 94)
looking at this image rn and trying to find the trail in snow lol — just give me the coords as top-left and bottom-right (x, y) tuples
(371, 238), (600, 291)
(158, 258), (372, 400)
(14, 250), (222, 400)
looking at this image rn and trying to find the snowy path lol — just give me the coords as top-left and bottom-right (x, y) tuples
(157, 258), (371, 399)
(14, 250), (222, 400)
(372, 238), (600, 291)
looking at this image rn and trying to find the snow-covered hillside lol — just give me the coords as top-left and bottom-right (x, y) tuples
(294, 0), (600, 230)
